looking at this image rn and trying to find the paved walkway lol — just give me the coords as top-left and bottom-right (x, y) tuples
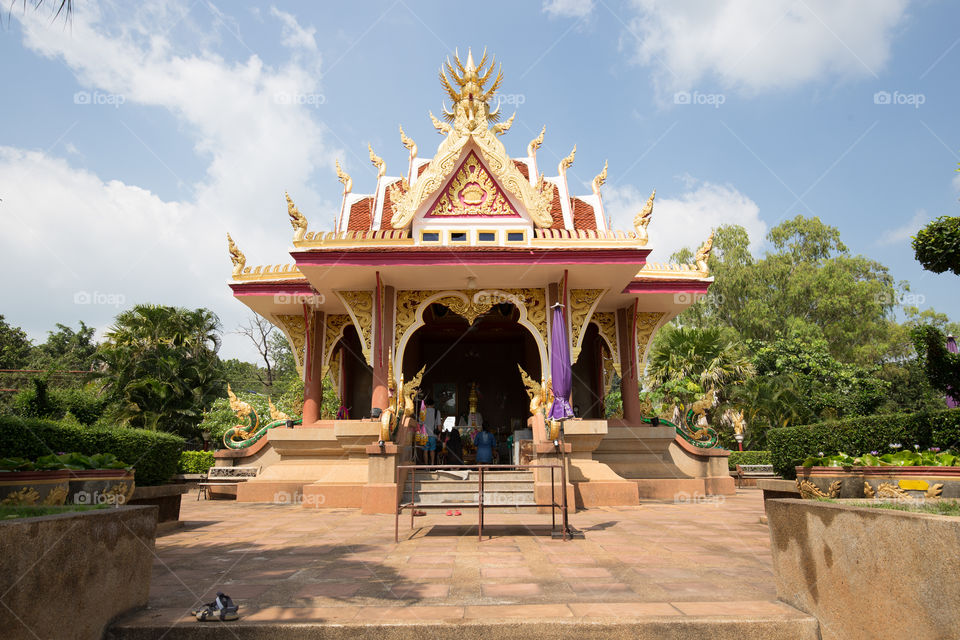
(112, 489), (814, 636)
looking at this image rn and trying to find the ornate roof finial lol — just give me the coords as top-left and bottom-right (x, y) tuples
(429, 111), (451, 135)
(527, 125), (545, 157)
(695, 229), (715, 274)
(633, 189), (655, 246)
(227, 233), (246, 277)
(439, 47), (503, 130)
(335, 159), (352, 194)
(592, 160), (608, 195)
(368, 144), (386, 178)
(285, 192), (308, 242)
(492, 111), (515, 136)
(398, 124), (417, 159)
(559, 144), (576, 174)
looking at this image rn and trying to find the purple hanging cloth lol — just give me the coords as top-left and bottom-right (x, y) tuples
(548, 303), (575, 421)
(948, 335), (958, 409)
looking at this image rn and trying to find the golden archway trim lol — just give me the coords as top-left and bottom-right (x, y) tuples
(635, 312), (666, 376)
(336, 291), (375, 366)
(321, 314), (352, 380)
(569, 288), (605, 363)
(589, 312), (621, 378)
(273, 314), (308, 377)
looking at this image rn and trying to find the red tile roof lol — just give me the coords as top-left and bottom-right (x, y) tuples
(417, 162), (429, 177)
(513, 159), (529, 180)
(346, 197), (374, 231)
(571, 197), (597, 231)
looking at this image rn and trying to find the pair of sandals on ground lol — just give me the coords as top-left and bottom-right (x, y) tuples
(192, 592), (239, 622)
(412, 508), (462, 516)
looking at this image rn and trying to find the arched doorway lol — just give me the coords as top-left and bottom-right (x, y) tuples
(336, 324), (372, 419)
(400, 301), (542, 455)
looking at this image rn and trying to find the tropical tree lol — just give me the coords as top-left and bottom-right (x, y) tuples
(912, 215), (960, 276)
(97, 305), (226, 437)
(647, 325), (754, 394)
(0, 315), (33, 369)
(30, 321), (98, 371)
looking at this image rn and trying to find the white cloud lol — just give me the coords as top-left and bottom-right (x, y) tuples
(877, 209), (927, 246)
(624, 0), (910, 97)
(603, 178), (767, 259)
(543, 0), (595, 19)
(270, 6), (318, 52)
(2, 3), (338, 360)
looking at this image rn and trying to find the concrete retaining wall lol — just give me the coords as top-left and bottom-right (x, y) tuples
(765, 498), (960, 640)
(0, 505), (157, 640)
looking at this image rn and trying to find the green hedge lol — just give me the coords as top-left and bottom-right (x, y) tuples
(727, 450), (771, 470)
(0, 415), (184, 486)
(178, 450), (215, 474)
(768, 408), (960, 478)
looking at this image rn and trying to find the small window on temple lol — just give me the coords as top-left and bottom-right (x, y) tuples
(478, 232), (496, 242)
(450, 232), (468, 242)
(422, 232), (440, 242)
(507, 231), (524, 242)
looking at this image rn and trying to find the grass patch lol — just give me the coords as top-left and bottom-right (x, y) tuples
(0, 504), (111, 520)
(848, 500), (960, 516)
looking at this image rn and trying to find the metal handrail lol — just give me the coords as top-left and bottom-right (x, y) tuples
(395, 463), (569, 542)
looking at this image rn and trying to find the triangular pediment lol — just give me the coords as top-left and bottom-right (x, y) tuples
(424, 150), (522, 219)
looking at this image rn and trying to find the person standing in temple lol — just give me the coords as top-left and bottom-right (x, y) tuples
(446, 423), (463, 465)
(423, 398), (440, 466)
(474, 425), (496, 465)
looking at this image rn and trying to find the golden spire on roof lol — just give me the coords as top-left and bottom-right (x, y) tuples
(592, 160), (608, 194)
(398, 124), (417, 159)
(492, 112), (515, 136)
(368, 144), (386, 177)
(335, 159), (352, 194)
(429, 111), (451, 135)
(695, 229), (715, 274)
(439, 48), (504, 130)
(285, 192), (308, 242)
(633, 189), (654, 246)
(227, 233), (245, 277)
(559, 144), (576, 174)
(527, 126), (545, 157)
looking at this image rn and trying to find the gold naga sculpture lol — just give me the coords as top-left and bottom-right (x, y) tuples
(400, 365), (426, 419)
(335, 159), (352, 194)
(368, 144), (386, 177)
(731, 410), (746, 436)
(429, 111), (451, 135)
(634, 189), (655, 246)
(695, 230), (715, 274)
(227, 384), (254, 440)
(379, 354), (398, 443)
(398, 124), (417, 160)
(226, 233), (245, 277)
(268, 398), (290, 422)
(517, 365), (549, 416)
(527, 125), (545, 157)
(591, 160), (608, 196)
(559, 144), (576, 174)
(492, 111), (515, 136)
(688, 388), (716, 441)
(285, 192), (308, 242)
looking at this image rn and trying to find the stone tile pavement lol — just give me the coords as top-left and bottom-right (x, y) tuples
(112, 488), (807, 634)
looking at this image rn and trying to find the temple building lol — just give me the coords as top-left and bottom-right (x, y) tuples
(220, 51), (733, 513)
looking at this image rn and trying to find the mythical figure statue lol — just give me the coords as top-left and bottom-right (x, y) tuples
(401, 365), (426, 419)
(429, 111), (452, 135)
(368, 144), (386, 177)
(492, 112), (515, 136)
(559, 145), (576, 174)
(223, 385), (302, 449)
(592, 160), (608, 195)
(633, 189), (655, 246)
(379, 353), (398, 442)
(695, 230), (715, 273)
(527, 125), (545, 157)
(268, 398), (289, 422)
(285, 192), (308, 242)
(398, 124), (417, 159)
(335, 159), (352, 194)
(227, 233), (245, 277)
(517, 364), (546, 415)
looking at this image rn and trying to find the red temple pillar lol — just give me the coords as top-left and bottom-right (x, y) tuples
(370, 283), (395, 414)
(302, 309), (324, 426)
(617, 304), (643, 425)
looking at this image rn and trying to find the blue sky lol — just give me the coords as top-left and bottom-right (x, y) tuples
(1, 0), (958, 362)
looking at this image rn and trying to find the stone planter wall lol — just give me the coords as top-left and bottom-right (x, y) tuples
(797, 466), (960, 500)
(765, 498), (960, 640)
(128, 483), (188, 524)
(0, 470), (70, 506)
(0, 505), (157, 640)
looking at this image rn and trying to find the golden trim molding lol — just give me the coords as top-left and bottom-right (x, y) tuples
(335, 291), (374, 366)
(569, 288), (605, 363)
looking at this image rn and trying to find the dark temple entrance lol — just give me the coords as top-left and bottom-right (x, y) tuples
(401, 302), (541, 458)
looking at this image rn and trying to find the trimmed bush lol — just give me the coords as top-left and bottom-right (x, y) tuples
(727, 450), (771, 470)
(178, 450), (215, 474)
(0, 415), (184, 486)
(768, 408), (960, 478)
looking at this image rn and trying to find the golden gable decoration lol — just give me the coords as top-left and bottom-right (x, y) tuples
(425, 150), (519, 218)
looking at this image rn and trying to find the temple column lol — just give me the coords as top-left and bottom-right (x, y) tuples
(302, 309), (324, 425)
(616, 304), (643, 424)
(370, 282), (395, 414)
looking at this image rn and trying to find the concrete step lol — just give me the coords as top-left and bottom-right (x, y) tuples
(108, 606), (820, 639)
(405, 470), (534, 482)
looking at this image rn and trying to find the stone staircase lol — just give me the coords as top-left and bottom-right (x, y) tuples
(401, 469), (537, 512)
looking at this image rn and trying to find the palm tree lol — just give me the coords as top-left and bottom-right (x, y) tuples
(98, 305), (225, 436)
(647, 326), (754, 392)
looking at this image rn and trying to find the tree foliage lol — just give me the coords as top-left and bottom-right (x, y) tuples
(912, 215), (960, 276)
(0, 315), (33, 369)
(911, 325), (960, 404)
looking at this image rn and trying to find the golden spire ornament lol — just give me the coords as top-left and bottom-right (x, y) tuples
(368, 144), (386, 177)
(439, 47), (504, 130)
(285, 192), (308, 242)
(335, 159), (352, 194)
(227, 233), (245, 277)
(527, 125), (546, 157)
(633, 189), (655, 246)
(559, 144), (576, 174)
(592, 160), (608, 195)
(398, 124), (417, 159)
(429, 111), (451, 135)
(695, 229), (715, 274)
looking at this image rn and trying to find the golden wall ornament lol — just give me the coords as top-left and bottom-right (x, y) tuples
(591, 160), (608, 195)
(863, 481), (875, 498)
(368, 143), (386, 178)
(322, 314), (351, 380)
(568, 289), (605, 363)
(589, 312), (621, 377)
(337, 291), (375, 365)
(399, 124), (417, 159)
(274, 315), (308, 376)
(601, 353), (617, 397)
(285, 192), (308, 242)
(492, 111), (515, 136)
(634, 189), (654, 246)
(927, 483), (944, 499)
(227, 233), (246, 277)
(695, 230), (714, 274)
(335, 159), (352, 194)
(796, 479), (841, 499)
(875, 482), (911, 500)
(429, 111), (452, 135)
(426, 150), (518, 218)
(390, 51), (552, 229)
(527, 125), (545, 157)
(635, 312), (665, 373)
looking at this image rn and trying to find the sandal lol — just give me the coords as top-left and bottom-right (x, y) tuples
(193, 592), (239, 621)
(454, 510), (461, 516)
(413, 509), (427, 516)
(446, 510), (453, 516)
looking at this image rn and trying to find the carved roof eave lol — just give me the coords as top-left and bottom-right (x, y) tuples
(390, 126), (552, 229)
(231, 263), (304, 282)
(636, 262), (714, 281)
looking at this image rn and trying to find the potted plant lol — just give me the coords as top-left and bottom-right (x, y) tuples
(38, 453), (135, 506)
(0, 457), (70, 506)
